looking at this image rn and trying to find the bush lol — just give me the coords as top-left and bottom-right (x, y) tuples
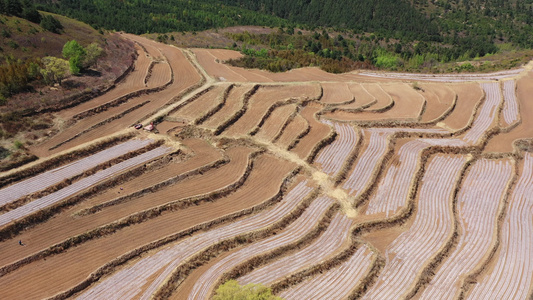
(40, 56), (69, 84)
(13, 140), (23, 149)
(213, 280), (283, 300)
(40, 15), (63, 34)
(21, 7), (41, 24)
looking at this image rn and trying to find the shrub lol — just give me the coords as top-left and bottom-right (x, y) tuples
(40, 15), (63, 34)
(213, 280), (283, 300)
(13, 140), (23, 149)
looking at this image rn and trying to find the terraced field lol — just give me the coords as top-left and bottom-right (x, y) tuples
(1, 35), (533, 300)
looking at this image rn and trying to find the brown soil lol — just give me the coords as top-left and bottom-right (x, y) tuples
(441, 83), (483, 131)
(170, 84), (228, 122)
(146, 62), (172, 88)
(325, 83), (425, 122)
(291, 105), (332, 160)
(275, 114), (309, 149)
(417, 83), (455, 123)
(485, 71), (533, 152)
(201, 85), (254, 130)
(361, 84), (393, 111)
(192, 49), (249, 82)
(351, 83), (378, 108)
(255, 104), (298, 142)
(320, 83), (353, 104)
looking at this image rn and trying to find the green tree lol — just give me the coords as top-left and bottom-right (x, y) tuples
(62, 40), (86, 75)
(5, 0), (22, 16)
(213, 280), (283, 300)
(83, 42), (104, 68)
(20, 0), (41, 23)
(40, 56), (69, 85)
(40, 14), (63, 33)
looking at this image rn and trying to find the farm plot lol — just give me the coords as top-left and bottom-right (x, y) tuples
(314, 121), (359, 176)
(274, 113), (309, 150)
(466, 153), (533, 300)
(342, 129), (392, 198)
(439, 83), (483, 131)
(365, 140), (429, 217)
(0, 138), (152, 207)
(0, 154), (297, 300)
(186, 196), (336, 300)
(484, 72), (533, 152)
(324, 83), (425, 122)
(416, 83), (456, 123)
(501, 80), (519, 127)
(0, 145), (172, 228)
(6, 31), (533, 300)
(78, 180), (316, 300)
(145, 61), (172, 88)
(238, 212), (353, 286)
(200, 85), (255, 130)
(461, 82), (501, 144)
(278, 244), (374, 300)
(290, 105), (333, 161)
(358, 68), (523, 82)
(223, 84), (321, 137)
(420, 158), (513, 300)
(320, 82), (353, 104)
(0, 145), (244, 266)
(329, 83), (376, 111)
(361, 84), (393, 111)
(55, 43), (152, 121)
(169, 84), (229, 123)
(254, 104), (298, 142)
(361, 155), (467, 299)
(191, 48), (249, 82)
(0, 139), (225, 268)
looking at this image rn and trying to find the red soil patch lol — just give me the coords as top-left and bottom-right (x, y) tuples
(440, 83), (483, 131)
(146, 62), (172, 88)
(170, 84), (229, 122)
(320, 83), (353, 104)
(201, 85), (255, 130)
(485, 71), (533, 152)
(417, 83), (455, 123)
(291, 105), (332, 160)
(275, 114), (309, 150)
(361, 84), (393, 111)
(255, 104), (298, 142)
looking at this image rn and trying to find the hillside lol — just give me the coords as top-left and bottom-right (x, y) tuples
(32, 0), (533, 76)
(0, 34), (532, 299)
(0, 11), (136, 171)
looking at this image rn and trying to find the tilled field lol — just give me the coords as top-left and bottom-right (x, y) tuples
(1, 38), (533, 300)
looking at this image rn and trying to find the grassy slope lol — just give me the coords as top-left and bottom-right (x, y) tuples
(0, 12), (104, 62)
